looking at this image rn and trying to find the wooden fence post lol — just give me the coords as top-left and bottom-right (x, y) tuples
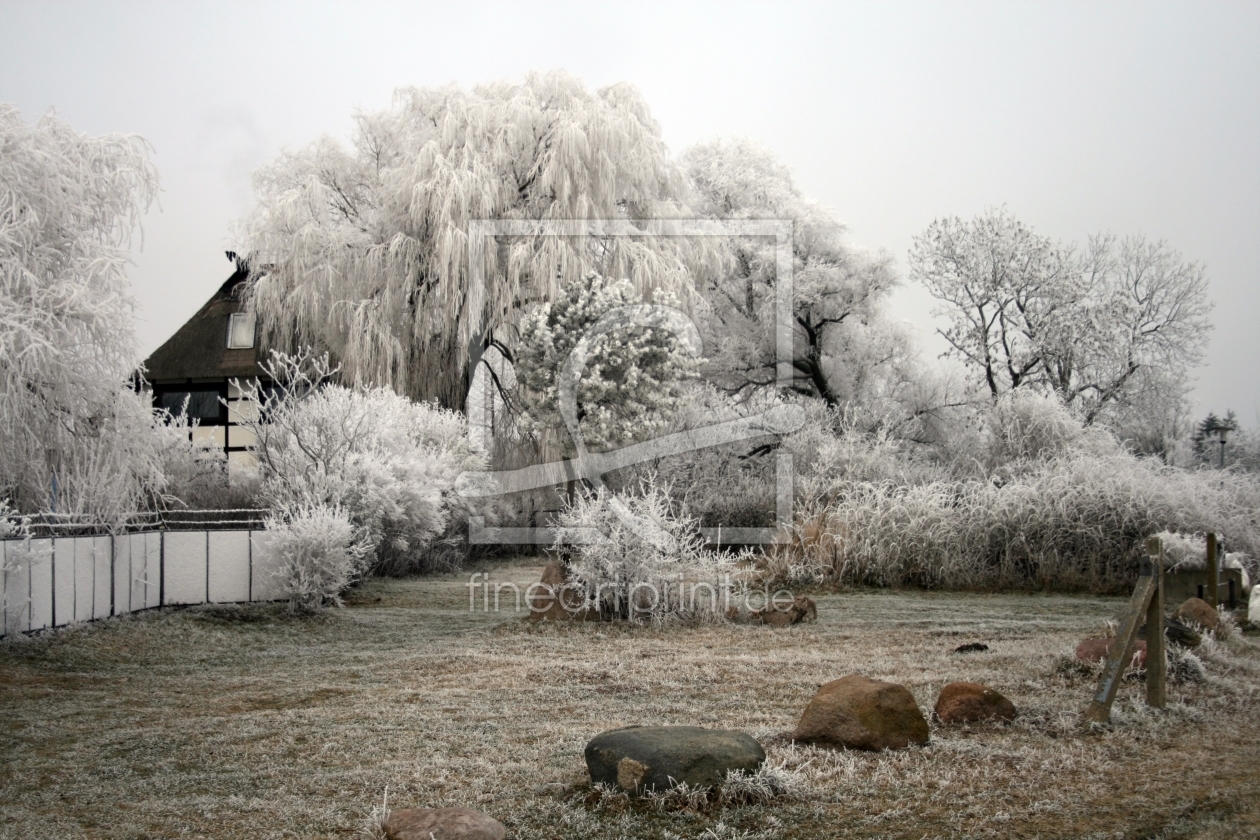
(1206, 532), (1218, 609)
(1083, 544), (1160, 725)
(1144, 536), (1166, 709)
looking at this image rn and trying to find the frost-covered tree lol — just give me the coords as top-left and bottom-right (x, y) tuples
(908, 207), (1213, 426)
(682, 140), (906, 409)
(241, 72), (718, 410)
(0, 105), (160, 519)
(515, 272), (696, 451)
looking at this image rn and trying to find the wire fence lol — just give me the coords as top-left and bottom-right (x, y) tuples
(15, 509), (268, 537)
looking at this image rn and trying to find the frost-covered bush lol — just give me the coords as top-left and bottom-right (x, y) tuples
(243, 350), (485, 576)
(556, 484), (736, 621)
(261, 504), (372, 611)
(51, 388), (193, 526)
(779, 450), (1260, 592)
(0, 498), (29, 539)
(786, 400), (950, 505)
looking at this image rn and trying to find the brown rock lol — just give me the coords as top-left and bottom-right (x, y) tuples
(527, 561), (591, 621)
(753, 595), (817, 627)
(934, 681), (1017, 724)
(1172, 597), (1220, 633)
(383, 807), (505, 840)
(791, 674), (930, 750)
(1074, 637), (1147, 668)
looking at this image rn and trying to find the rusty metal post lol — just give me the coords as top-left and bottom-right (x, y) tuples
(1144, 537), (1166, 709)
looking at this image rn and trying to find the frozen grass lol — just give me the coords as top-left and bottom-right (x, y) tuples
(1, 562), (1258, 839)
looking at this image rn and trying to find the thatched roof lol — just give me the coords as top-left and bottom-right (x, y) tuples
(142, 255), (263, 384)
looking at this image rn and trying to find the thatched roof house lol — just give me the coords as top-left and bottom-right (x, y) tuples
(141, 252), (269, 469)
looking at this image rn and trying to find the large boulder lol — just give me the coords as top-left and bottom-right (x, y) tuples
(1172, 597), (1219, 633)
(791, 675), (930, 751)
(934, 682), (1017, 724)
(1074, 637), (1147, 668)
(383, 807), (505, 840)
(585, 725), (765, 795)
(527, 561), (592, 621)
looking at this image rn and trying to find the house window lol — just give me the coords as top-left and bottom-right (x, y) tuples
(159, 390), (222, 422)
(226, 313), (256, 349)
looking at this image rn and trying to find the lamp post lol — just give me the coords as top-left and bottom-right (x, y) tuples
(1216, 424), (1229, 469)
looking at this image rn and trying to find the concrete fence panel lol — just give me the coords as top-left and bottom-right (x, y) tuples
(249, 531), (287, 602)
(112, 534), (134, 616)
(208, 531), (250, 603)
(163, 532), (207, 606)
(71, 537), (96, 623)
(2, 527), (283, 637)
(92, 535), (112, 620)
(28, 538), (53, 632)
(53, 538), (74, 628)
(3, 540), (32, 634)
(138, 532), (162, 611)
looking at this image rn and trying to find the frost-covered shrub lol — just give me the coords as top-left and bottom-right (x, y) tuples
(786, 401), (950, 505)
(778, 450), (1260, 592)
(51, 388), (190, 526)
(260, 504), (372, 611)
(556, 484), (736, 621)
(0, 498), (29, 539)
(243, 350), (485, 575)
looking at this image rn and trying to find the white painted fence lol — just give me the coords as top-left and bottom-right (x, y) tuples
(1, 530), (285, 637)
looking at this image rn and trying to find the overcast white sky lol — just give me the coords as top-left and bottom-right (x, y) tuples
(3, 0), (1258, 426)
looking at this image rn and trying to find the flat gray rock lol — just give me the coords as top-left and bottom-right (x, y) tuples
(585, 725), (765, 795)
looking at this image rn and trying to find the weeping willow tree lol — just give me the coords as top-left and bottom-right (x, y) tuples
(241, 71), (719, 410)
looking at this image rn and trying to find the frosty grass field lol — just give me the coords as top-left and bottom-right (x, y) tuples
(2, 562), (1258, 840)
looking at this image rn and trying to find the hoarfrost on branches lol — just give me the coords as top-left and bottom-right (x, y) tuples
(238, 350), (486, 577)
(683, 139), (910, 409)
(515, 271), (696, 452)
(240, 72), (721, 410)
(908, 207), (1212, 434)
(0, 104), (161, 522)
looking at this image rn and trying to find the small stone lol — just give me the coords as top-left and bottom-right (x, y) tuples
(934, 681), (1017, 724)
(1074, 637), (1147, 668)
(585, 725), (765, 795)
(752, 595), (817, 627)
(791, 675), (929, 751)
(1138, 617), (1201, 648)
(953, 642), (989, 653)
(1172, 597), (1220, 633)
(383, 807), (505, 840)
